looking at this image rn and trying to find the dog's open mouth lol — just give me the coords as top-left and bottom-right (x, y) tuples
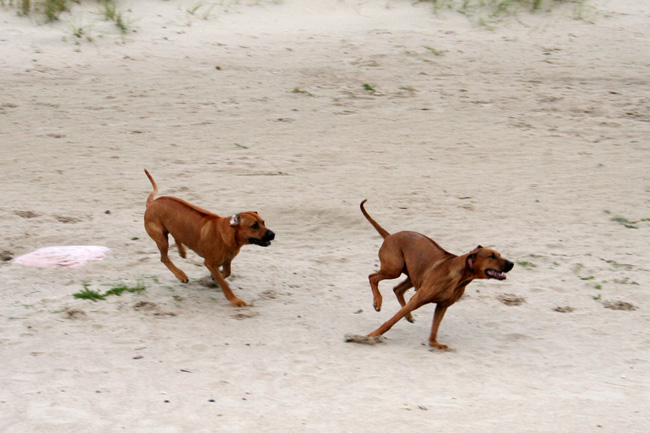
(485, 269), (507, 280)
(249, 238), (272, 247)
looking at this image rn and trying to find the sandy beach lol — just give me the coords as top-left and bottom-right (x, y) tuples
(1, 0), (649, 431)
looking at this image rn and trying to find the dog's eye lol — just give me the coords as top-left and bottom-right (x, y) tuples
(490, 253), (496, 259)
(251, 222), (260, 229)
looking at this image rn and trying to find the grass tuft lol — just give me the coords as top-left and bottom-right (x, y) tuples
(609, 215), (639, 229)
(101, 0), (130, 34)
(421, 0), (590, 22)
(291, 87), (313, 96)
(74, 280), (146, 301)
(44, 0), (67, 21)
(21, 0), (31, 16)
(516, 261), (536, 269)
(104, 280), (146, 296)
(73, 284), (106, 302)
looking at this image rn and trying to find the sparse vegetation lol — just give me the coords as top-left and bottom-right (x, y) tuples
(74, 284), (106, 302)
(104, 280), (146, 297)
(12, 0), (132, 34)
(424, 45), (446, 56)
(612, 277), (639, 286)
(22, 0), (31, 16)
(291, 87), (313, 96)
(74, 280), (146, 301)
(101, 0), (129, 34)
(187, 3), (203, 15)
(422, 0), (587, 14)
(606, 211), (646, 229)
(419, 0), (590, 23)
(66, 19), (88, 39)
(517, 261), (536, 269)
(14, 0), (68, 21)
(44, 0), (66, 21)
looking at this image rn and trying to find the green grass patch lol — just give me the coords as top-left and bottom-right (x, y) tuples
(14, 0), (132, 32)
(101, 0), (130, 34)
(74, 284), (106, 302)
(613, 277), (639, 286)
(421, 0), (590, 23)
(104, 280), (146, 297)
(291, 87), (313, 96)
(74, 280), (146, 301)
(516, 261), (536, 269)
(45, 0), (67, 21)
(16, 0), (68, 21)
(424, 45), (446, 56)
(610, 216), (629, 224)
(424, 0), (587, 13)
(609, 215), (638, 229)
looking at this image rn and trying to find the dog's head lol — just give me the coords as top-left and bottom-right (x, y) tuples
(466, 245), (513, 280)
(230, 212), (275, 247)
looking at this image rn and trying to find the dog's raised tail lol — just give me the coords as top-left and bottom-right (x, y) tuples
(360, 199), (390, 239)
(144, 169), (158, 207)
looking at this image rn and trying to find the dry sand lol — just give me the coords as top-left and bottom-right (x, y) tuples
(1, 0), (649, 431)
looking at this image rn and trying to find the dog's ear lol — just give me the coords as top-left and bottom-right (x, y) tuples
(467, 245), (483, 271)
(229, 213), (241, 227)
(466, 252), (478, 271)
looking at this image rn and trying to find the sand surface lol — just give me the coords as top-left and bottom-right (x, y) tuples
(1, 0), (649, 431)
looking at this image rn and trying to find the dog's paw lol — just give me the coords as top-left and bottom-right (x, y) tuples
(429, 342), (450, 351)
(230, 298), (249, 308)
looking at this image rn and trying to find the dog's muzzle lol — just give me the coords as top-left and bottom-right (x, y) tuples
(485, 261), (514, 280)
(249, 230), (275, 247)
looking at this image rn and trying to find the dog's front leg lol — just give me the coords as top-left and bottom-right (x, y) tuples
(205, 260), (248, 307)
(429, 303), (450, 350)
(367, 293), (427, 338)
(220, 260), (232, 279)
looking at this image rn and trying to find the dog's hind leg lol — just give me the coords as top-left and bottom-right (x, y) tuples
(172, 235), (187, 258)
(368, 247), (405, 312)
(145, 224), (189, 283)
(393, 278), (415, 322)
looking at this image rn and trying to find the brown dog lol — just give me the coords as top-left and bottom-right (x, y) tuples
(143, 170), (275, 307)
(360, 200), (513, 349)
